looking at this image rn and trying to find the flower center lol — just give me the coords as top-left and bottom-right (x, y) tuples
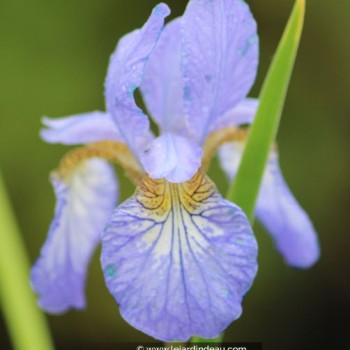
(54, 127), (249, 185)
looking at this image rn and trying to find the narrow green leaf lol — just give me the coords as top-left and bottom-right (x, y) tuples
(226, 0), (305, 221)
(0, 171), (54, 350)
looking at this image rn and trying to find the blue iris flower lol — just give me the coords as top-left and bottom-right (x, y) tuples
(31, 0), (319, 342)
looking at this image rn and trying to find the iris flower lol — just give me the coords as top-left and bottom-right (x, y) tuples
(31, 0), (319, 342)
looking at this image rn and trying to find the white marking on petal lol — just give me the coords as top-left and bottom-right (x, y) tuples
(31, 158), (118, 313)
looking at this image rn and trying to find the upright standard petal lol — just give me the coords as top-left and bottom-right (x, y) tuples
(141, 19), (188, 136)
(101, 172), (257, 341)
(31, 159), (118, 313)
(181, 0), (258, 144)
(105, 4), (170, 158)
(140, 132), (202, 183)
(219, 142), (320, 268)
(41, 111), (121, 145)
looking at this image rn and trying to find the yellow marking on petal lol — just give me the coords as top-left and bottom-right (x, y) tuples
(136, 176), (170, 217)
(178, 172), (215, 213)
(57, 141), (143, 183)
(135, 171), (216, 219)
(201, 127), (249, 172)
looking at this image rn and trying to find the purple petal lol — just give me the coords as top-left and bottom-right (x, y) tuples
(255, 152), (320, 268)
(216, 98), (259, 129)
(218, 142), (244, 180)
(31, 159), (118, 313)
(219, 142), (320, 268)
(181, 0), (258, 144)
(141, 19), (188, 136)
(101, 172), (257, 341)
(105, 4), (170, 159)
(41, 112), (121, 145)
(140, 132), (202, 183)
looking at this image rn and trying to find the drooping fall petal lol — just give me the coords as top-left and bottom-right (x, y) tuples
(219, 142), (320, 268)
(101, 172), (257, 341)
(31, 159), (118, 313)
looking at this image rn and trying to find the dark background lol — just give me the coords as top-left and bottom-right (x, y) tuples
(1, 0), (349, 349)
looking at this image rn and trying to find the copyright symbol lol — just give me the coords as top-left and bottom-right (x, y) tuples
(137, 346), (144, 350)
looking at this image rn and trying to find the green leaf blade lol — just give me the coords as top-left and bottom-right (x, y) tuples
(0, 172), (54, 350)
(226, 0), (306, 221)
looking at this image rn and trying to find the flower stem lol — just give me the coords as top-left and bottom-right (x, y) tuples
(0, 171), (54, 350)
(191, 333), (224, 344)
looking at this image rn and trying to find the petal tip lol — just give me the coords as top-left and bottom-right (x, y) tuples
(284, 238), (320, 269)
(30, 261), (87, 314)
(40, 128), (55, 143)
(153, 3), (171, 17)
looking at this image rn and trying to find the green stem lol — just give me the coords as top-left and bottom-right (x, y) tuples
(0, 171), (54, 350)
(191, 333), (224, 344)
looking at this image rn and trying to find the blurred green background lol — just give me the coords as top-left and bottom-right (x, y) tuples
(1, 0), (349, 349)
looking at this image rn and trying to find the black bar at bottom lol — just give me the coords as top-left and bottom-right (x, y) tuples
(73, 342), (262, 350)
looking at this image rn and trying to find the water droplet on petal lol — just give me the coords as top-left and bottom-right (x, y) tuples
(183, 86), (191, 100)
(104, 264), (117, 278)
(205, 74), (212, 83)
